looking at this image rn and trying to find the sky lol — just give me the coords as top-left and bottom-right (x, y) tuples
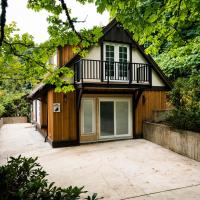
(6, 0), (109, 43)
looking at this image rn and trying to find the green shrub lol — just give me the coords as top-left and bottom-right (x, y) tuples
(170, 76), (200, 109)
(167, 108), (200, 132)
(0, 92), (30, 119)
(0, 104), (5, 117)
(0, 156), (102, 200)
(167, 75), (200, 132)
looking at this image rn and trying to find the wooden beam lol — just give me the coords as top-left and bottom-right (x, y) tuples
(132, 89), (143, 138)
(76, 88), (83, 144)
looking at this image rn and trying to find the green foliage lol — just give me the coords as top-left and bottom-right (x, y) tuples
(0, 104), (5, 117)
(169, 76), (200, 109)
(0, 91), (30, 118)
(27, 0), (103, 53)
(167, 76), (200, 132)
(0, 156), (102, 200)
(167, 108), (200, 132)
(0, 22), (77, 95)
(155, 36), (200, 80)
(79, 0), (200, 55)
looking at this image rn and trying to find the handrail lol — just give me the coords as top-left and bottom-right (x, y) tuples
(74, 59), (151, 84)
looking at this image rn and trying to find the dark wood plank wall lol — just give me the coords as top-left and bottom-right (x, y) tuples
(135, 91), (167, 136)
(47, 90), (77, 142)
(40, 99), (48, 134)
(47, 89), (54, 140)
(57, 45), (75, 66)
(102, 24), (133, 44)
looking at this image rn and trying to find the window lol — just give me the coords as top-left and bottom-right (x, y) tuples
(105, 45), (114, 77)
(119, 47), (128, 79)
(100, 101), (114, 136)
(82, 99), (95, 134)
(104, 43), (129, 80)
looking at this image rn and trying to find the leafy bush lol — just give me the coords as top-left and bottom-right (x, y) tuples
(169, 76), (200, 109)
(0, 92), (30, 119)
(0, 104), (5, 117)
(167, 108), (200, 132)
(0, 156), (102, 200)
(167, 75), (200, 132)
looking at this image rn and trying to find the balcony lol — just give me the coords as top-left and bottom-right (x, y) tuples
(74, 59), (152, 87)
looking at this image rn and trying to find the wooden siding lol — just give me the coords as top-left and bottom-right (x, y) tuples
(135, 91), (167, 137)
(57, 45), (75, 66)
(47, 90), (77, 142)
(102, 23), (133, 44)
(39, 99), (48, 135)
(47, 89), (167, 144)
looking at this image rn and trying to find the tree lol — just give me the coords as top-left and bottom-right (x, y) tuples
(78, 0), (200, 54)
(155, 36), (200, 80)
(0, 0), (199, 94)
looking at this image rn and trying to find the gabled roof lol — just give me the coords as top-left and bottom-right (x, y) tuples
(100, 19), (171, 88)
(28, 19), (171, 99)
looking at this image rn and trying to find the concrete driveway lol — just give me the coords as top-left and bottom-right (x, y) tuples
(1, 123), (200, 200)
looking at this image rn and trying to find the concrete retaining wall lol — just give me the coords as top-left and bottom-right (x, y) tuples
(3, 117), (27, 124)
(0, 118), (3, 128)
(143, 122), (200, 161)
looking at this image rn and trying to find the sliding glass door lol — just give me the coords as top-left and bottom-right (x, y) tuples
(116, 101), (129, 135)
(100, 98), (131, 138)
(100, 101), (114, 136)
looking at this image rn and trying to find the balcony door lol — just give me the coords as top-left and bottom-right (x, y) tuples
(104, 42), (130, 81)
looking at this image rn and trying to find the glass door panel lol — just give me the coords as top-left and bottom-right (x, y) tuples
(116, 101), (129, 135)
(105, 45), (115, 79)
(100, 101), (114, 136)
(83, 100), (93, 134)
(119, 46), (128, 80)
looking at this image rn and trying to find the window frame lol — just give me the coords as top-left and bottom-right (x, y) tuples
(99, 97), (132, 139)
(103, 42), (130, 81)
(81, 98), (96, 135)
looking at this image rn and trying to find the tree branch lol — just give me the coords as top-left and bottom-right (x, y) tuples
(0, 0), (8, 47)
(59, 0), (82, 41)
(3, 40), (52, 73)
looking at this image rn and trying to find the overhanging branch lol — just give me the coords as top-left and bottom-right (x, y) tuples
(0, 0), (8, 47)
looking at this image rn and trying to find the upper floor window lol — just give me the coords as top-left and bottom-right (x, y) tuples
(119, 47), (127, 63)
(104, 42), (130, 80)
(106, 45), (114, 62)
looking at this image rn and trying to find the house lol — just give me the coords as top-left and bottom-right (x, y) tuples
(28, 19), (171, 148)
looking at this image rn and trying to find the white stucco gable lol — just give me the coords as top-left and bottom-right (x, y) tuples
(81, 42), (167, 87)
(84, 45), (101, 60)
(132, 47), (165, 87)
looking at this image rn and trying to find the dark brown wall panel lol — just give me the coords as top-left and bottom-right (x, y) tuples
(57, 45), (75, 67)
(135, 91), (167, 136)
(50, 91), (77, 142)
(47, 90), (54, 140)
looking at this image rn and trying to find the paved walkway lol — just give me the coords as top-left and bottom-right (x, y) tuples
(1, 123), (200, 200)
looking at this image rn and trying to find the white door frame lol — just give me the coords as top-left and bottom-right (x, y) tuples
(103, 42), (130, 81)
(98, 97), (132, 139)
(80, 98), (96, 135)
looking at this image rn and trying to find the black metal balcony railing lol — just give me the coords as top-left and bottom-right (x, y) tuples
(74, 59), (151, 84)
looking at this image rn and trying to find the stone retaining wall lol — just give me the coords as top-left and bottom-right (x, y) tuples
(3, 117), (27, 124)
(143, 122), (200, 161)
